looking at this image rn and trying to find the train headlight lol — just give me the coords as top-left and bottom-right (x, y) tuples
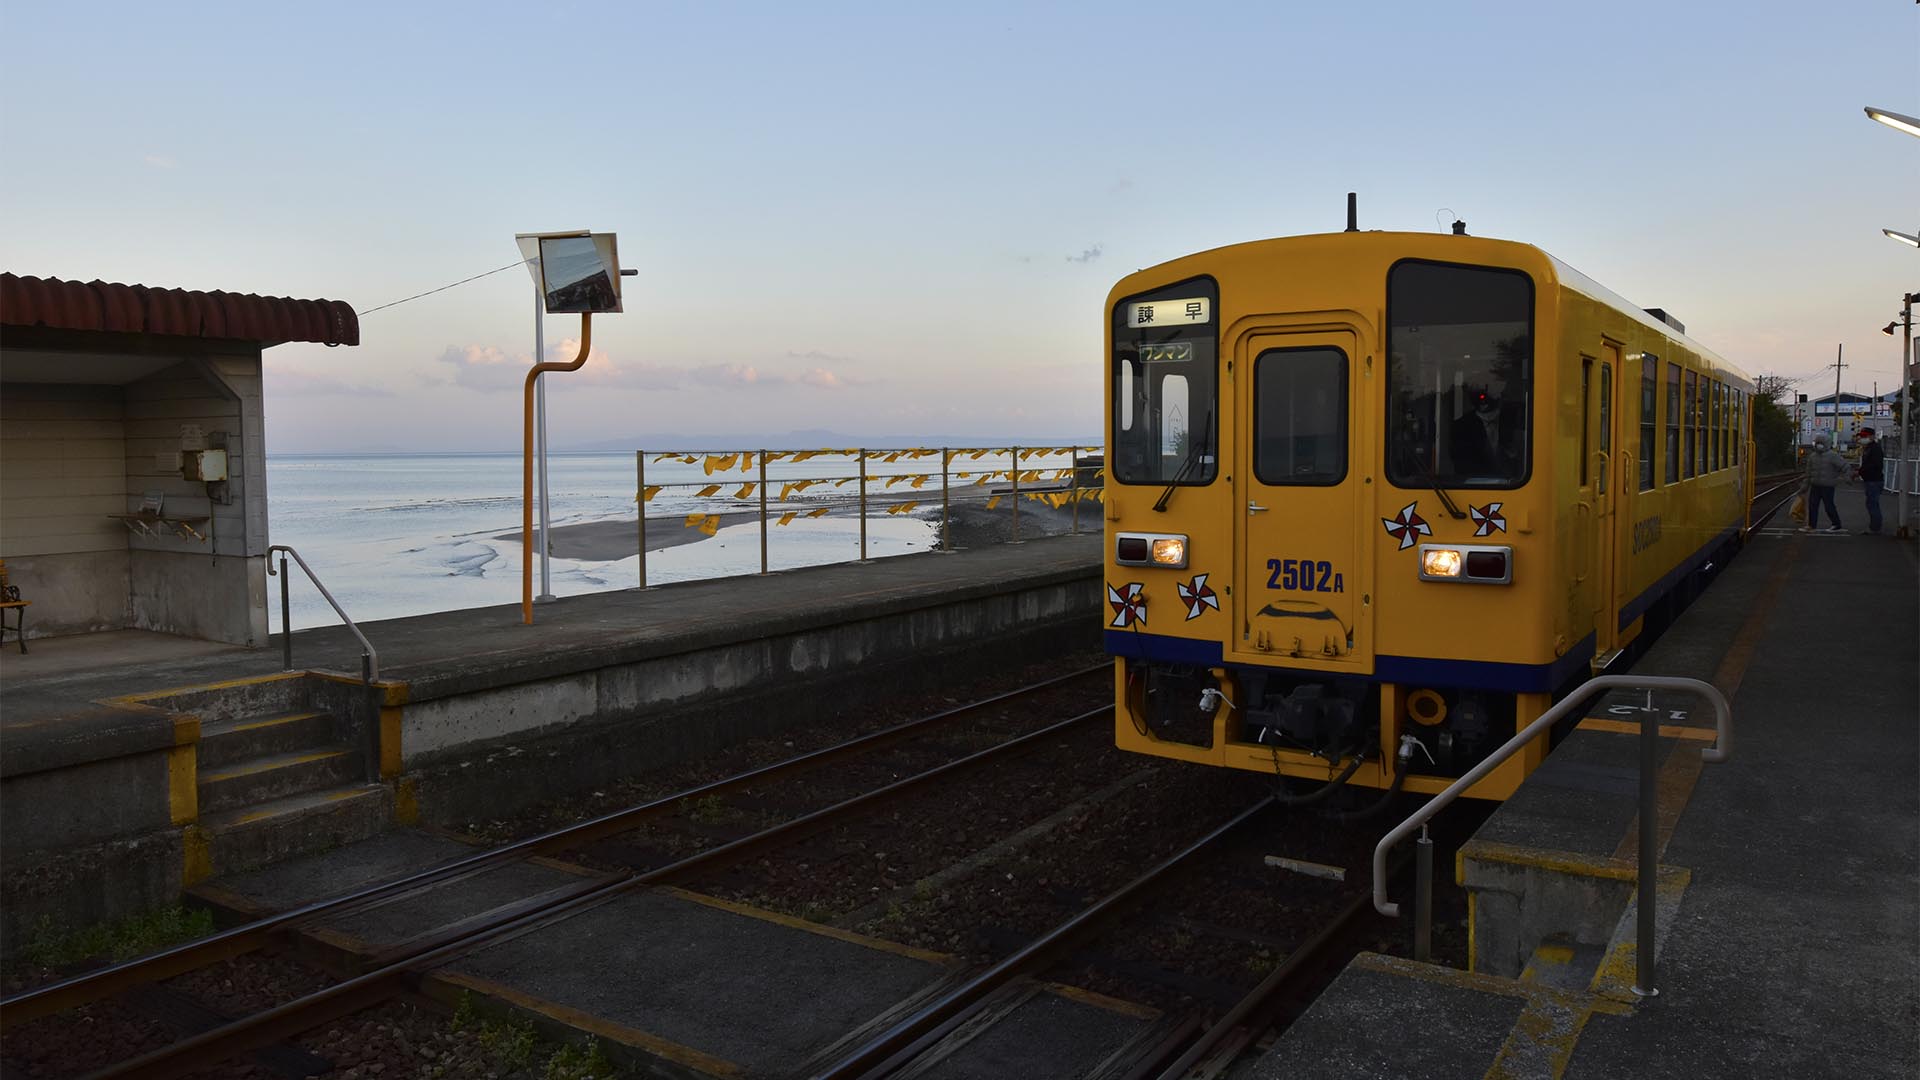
(1418, 544), (1512, 584)
(1115, 532), (1189, 568)
(1151, 537), (1187, 567)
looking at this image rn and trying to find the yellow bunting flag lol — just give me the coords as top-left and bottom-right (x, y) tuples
(777, 511), (798, 526)
(834, 477), (855, 487)
(968, 449), (989, 459)
(885, 475), (906, 487)
(698, 514), (721, 536)
(639, 485), (662, 502)
(910, 475), (926, 488)
(733, 483), (755, 499)
(695, 484), (721, 498)
(956, 472), (971, 480)
(704, 453), (737, 475)
(684, 512), (708, 530)
(1021, 471), (1041, 483)
(806, 506), (831, 518)
(882, 450), (902, 463)
(792, 450), (818, 462)
(986, 495), (1002, 509)
(653, 452), (678, 464)
(887, 501), (918, 515)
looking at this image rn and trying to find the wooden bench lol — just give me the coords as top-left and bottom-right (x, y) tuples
(0, 559), (28, 653)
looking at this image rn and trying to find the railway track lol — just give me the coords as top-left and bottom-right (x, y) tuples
(3, 663), (1114, 1078)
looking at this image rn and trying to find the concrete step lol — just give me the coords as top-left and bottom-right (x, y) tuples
(198, 748), (363, 815)
(198, 711), (335, 770)
(200, 784), (393, 878)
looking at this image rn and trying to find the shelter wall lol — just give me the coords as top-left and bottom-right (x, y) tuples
(0, 383), (132, 634)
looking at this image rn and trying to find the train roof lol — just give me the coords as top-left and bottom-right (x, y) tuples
(1125, 232), (1753, 388)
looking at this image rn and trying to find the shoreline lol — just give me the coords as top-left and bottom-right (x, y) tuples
(493, 489), (1095, 563)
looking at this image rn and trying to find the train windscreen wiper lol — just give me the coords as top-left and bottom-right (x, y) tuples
(1409, 458), (1468, 519)
(1153, 409), (1213, 512)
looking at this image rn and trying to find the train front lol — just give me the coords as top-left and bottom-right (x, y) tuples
(1103, 237), (1563, 801)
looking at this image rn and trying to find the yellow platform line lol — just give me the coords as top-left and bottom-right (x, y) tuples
(1573, 718), (1718, 741)
(430, 969), (742, 1078)
(659, 886), (957, 967)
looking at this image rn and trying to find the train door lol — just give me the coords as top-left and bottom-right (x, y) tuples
(1590, 344), (1626, 667)
(1233, 330), (1369, 670)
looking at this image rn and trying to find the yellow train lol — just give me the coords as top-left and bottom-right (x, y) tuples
(1104, 228), (1753, 800)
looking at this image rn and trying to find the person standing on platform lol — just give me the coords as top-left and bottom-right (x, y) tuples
(1853, 426), (1885, 534)
(1799, 433), (1847, 533)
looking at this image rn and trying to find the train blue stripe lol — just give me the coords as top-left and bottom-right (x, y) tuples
(1103, 630), (1598, 693)
(1103, 630), (1223, 665)
(1618, 522), (1739, 631)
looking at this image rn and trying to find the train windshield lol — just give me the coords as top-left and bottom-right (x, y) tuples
(1385, 261), (1534, 489)
(1112, 277), (1219, 486)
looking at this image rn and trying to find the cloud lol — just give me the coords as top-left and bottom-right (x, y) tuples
(433, 342), (856, 393)
(1066, 244), (1104, 264)
(143, 154), (178, 169)
(265, 368), (397, 398)
(437, 344), (526, 391)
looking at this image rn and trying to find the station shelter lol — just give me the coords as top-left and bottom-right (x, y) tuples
(0, 274), (358, 645)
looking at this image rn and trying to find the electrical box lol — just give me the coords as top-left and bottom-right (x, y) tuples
(181, 449), (228, 482)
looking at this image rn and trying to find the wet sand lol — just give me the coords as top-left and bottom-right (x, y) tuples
(495, 490), (1097, 562)
(493, 512), (762, 560)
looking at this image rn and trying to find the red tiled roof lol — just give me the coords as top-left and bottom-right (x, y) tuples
(0, 273), (358, 347)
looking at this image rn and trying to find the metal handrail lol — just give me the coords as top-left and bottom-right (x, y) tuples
(268, 544), (378, 683)
(1373, 674), (1731, 997)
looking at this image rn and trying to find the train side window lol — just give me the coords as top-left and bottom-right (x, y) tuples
(1683, 370), (1697, 479)
(1253, 346), (1348, 485)
(1579, 357), (1593, 487)
(1597, 363), (1612, 495)
(1665, 364), (1682, 483)
(1639, 357), (1657, 491)
(1732, 390), (1742, 467)
(1709, 380), (1719, 471)
(1694, 373), (1707, 476)
(1385, 260), (1534, 489)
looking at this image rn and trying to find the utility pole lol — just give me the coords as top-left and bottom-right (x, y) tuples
(1832, 344), (1846, 438)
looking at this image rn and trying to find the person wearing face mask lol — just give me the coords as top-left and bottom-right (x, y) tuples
(1798, 433), (1848, 534)
(1450, 389), (1518, 478)
(1853, 426), (1885, 535)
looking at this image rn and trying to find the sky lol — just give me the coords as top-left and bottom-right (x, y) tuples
(2, 1), (1915, 452)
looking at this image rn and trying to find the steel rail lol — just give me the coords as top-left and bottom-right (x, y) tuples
(811, 796), (1278, 1080)
(3, 663), (1109, 1027)
(83, 704), (1114, 1079)
(1141, 874), (1391, 1080)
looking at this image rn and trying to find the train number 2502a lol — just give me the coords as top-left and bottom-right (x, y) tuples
(1265, 558), (1344, 593)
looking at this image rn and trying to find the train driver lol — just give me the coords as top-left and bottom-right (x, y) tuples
(1450, 389), (1523, 478)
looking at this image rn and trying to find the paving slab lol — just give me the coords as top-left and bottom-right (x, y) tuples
(906, 986), (1160, 1080)
(1261, 531), (1919, 1078)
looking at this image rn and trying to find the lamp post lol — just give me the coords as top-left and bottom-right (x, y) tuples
(1885, 293), (1916, 538)
(1885, 229), (1920, 248)
(1864, 107), (1920, 138)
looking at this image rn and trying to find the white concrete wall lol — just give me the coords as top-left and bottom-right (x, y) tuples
(122, 356), (268, 643)
(0, 384), (131, 634)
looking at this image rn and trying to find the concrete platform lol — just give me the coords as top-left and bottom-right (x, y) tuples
(1, 535), (1101, 955)
(195, 830), (1162, 1079)
(1261, 531), (1919, 1078)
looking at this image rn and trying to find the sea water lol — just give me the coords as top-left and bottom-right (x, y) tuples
(265, 450), (1059, 631)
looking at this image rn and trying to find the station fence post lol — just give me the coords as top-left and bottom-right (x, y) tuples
(1010, 446), (1021, 542)
(645, 449), (652, 591)
(758, 450), (769, 575)
(941, 448), (952, 552)
(1069, 446), (1080, 535)
(858, 449), (869, 562)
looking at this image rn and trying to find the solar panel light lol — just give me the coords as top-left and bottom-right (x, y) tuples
(1418, 544), (1512, 584)
(1115, 532), (1189, 568)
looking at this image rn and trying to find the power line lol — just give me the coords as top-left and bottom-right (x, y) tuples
(358, 260), (526, 317)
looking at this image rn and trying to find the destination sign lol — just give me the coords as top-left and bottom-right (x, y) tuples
(1127, 297), (1210, 328)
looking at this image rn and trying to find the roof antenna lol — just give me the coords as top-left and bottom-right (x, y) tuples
(1345, 192), (1358, 232)
(1437, 208), (1467, 235)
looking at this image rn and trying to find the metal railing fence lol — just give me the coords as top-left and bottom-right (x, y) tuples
(268, 544), (379, 682)
(1375, 674), (1731, 999)
(631, 446), (1103, 587)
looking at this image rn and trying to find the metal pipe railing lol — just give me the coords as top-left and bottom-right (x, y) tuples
(630, 447), (1098, 584)
(268, 544), (379, 683)
(1374, 674), (1731, 997)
